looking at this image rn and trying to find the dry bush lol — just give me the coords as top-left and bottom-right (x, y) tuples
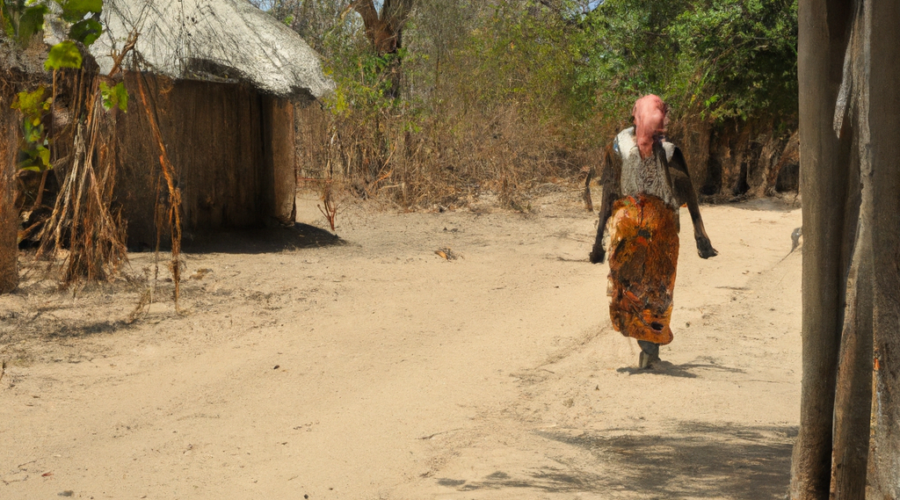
(292, 0), (604, 210)
(35, 80), (128, 286)
(296, 98), (597, 211)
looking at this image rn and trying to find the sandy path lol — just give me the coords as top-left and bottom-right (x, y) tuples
(0, 188), (801, 499)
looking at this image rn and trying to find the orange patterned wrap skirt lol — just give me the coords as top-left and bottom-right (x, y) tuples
(608, 194), (679, 345)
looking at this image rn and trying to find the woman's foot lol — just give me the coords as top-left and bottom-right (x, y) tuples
(638, 340), (660, 369)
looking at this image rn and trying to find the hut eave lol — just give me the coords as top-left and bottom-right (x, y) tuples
(91, 0), (334, 100)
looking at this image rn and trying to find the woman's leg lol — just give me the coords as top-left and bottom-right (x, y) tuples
(638, 340), (660, 369)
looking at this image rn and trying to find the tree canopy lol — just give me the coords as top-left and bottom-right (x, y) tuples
(259, 0), (799, 207)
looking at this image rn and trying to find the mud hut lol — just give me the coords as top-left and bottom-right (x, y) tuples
(92, 0), (332, 248)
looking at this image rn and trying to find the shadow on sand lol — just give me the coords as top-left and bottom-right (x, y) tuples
(616, 359), (745, 379)
(438, 421), (795, 499)
(180, 223), (346, 254)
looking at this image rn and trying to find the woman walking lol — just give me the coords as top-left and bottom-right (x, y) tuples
(589, 95), (718, 368)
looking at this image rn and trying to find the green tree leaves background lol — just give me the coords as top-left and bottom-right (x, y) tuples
(1, 0), (126, 174)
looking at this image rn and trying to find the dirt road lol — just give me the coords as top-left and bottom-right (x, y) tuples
(0, 187), (802, 499)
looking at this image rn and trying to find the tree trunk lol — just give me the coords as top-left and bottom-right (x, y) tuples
(830, 5), (872, 497)
(0, 105), (18, 294)
(867, 0), (900, 495)
(790, 1), (855, 498)
(352, 0), (413, 100)
(830, 230), (873, 500)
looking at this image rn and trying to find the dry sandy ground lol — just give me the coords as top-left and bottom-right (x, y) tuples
(0, 186), (802, 500)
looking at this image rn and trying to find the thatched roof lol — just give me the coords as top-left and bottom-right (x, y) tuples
(91, 0), (333, 100)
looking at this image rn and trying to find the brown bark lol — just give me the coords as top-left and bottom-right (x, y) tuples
(790, 0), (855, 498)
(830, 233), (873, 500)
(0, 105), (18, 294)
(352, 0), (395, 54)
(769, 131), (800, 195)
(867, 0), (900, 495)
(829, 5), (872, 497)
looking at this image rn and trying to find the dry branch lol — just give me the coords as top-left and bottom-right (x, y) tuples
(35, 68), (128, 286)
(133, 69), (183, 305)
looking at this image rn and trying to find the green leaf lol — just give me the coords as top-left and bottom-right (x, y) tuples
(45, 40), (83, 70)
(11, 87), (48, 117)
(99, 81), (128, 112)
(24, 123), (43, 143)
(0, 1), (15, 39)
(37, 147), (51, 167)
(112, 82), (128, 112)
(17, 4), (49, 42)
(55, 0), (102, 22)
(68, 18), (102, 46)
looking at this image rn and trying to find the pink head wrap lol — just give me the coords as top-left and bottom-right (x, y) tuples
(632, 94), (669, 159)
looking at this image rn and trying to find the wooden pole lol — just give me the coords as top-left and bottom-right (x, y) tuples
(790, 1), (855, 498)
(0, 104), (17, 294)
(830, 235), (873, 500)
(830, 4), (873, 497)
(867, 0), (900, 495)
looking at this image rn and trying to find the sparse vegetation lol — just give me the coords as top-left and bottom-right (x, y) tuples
(272, 0), (799, 208)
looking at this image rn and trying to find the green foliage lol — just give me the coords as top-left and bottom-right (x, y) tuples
(462, 2), (579, 113)
(0, 1), (50, 44)
(671, 0), (798, 121)
(68, 17), (102, 45)
(322, 47), (410, 118)
(328, 0), (796, 126)
(312, 0), (797, 150)
(12, 86), (50, 118)
(99, 81), (128, 112)
(55, 0), (102, 22)
(283, 0), (797, 204)
(1, 0), (104, 47)
(44, 40), (83, 70)
(11, 87), (52, 172)
(3, 0), (121, 176)
(577, 0), (798, 124)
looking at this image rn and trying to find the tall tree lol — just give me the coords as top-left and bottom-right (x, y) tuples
(344, 0), (415, 98)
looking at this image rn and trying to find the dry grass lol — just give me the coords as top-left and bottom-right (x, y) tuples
(295, 101), (600, 211)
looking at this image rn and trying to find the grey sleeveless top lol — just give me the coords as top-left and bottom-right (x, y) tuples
(613, 127), (678, 209)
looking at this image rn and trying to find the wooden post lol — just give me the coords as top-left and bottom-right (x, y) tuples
(830, 4), (873, 497)
(790, 0), (855, 498)
(260, 95), (297, 225)
(831, 237), (873, 500)
(867, 0), (900, 495)
(0, 104), (18, 294)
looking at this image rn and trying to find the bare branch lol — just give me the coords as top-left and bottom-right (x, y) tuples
(383, 0), (414, 35)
